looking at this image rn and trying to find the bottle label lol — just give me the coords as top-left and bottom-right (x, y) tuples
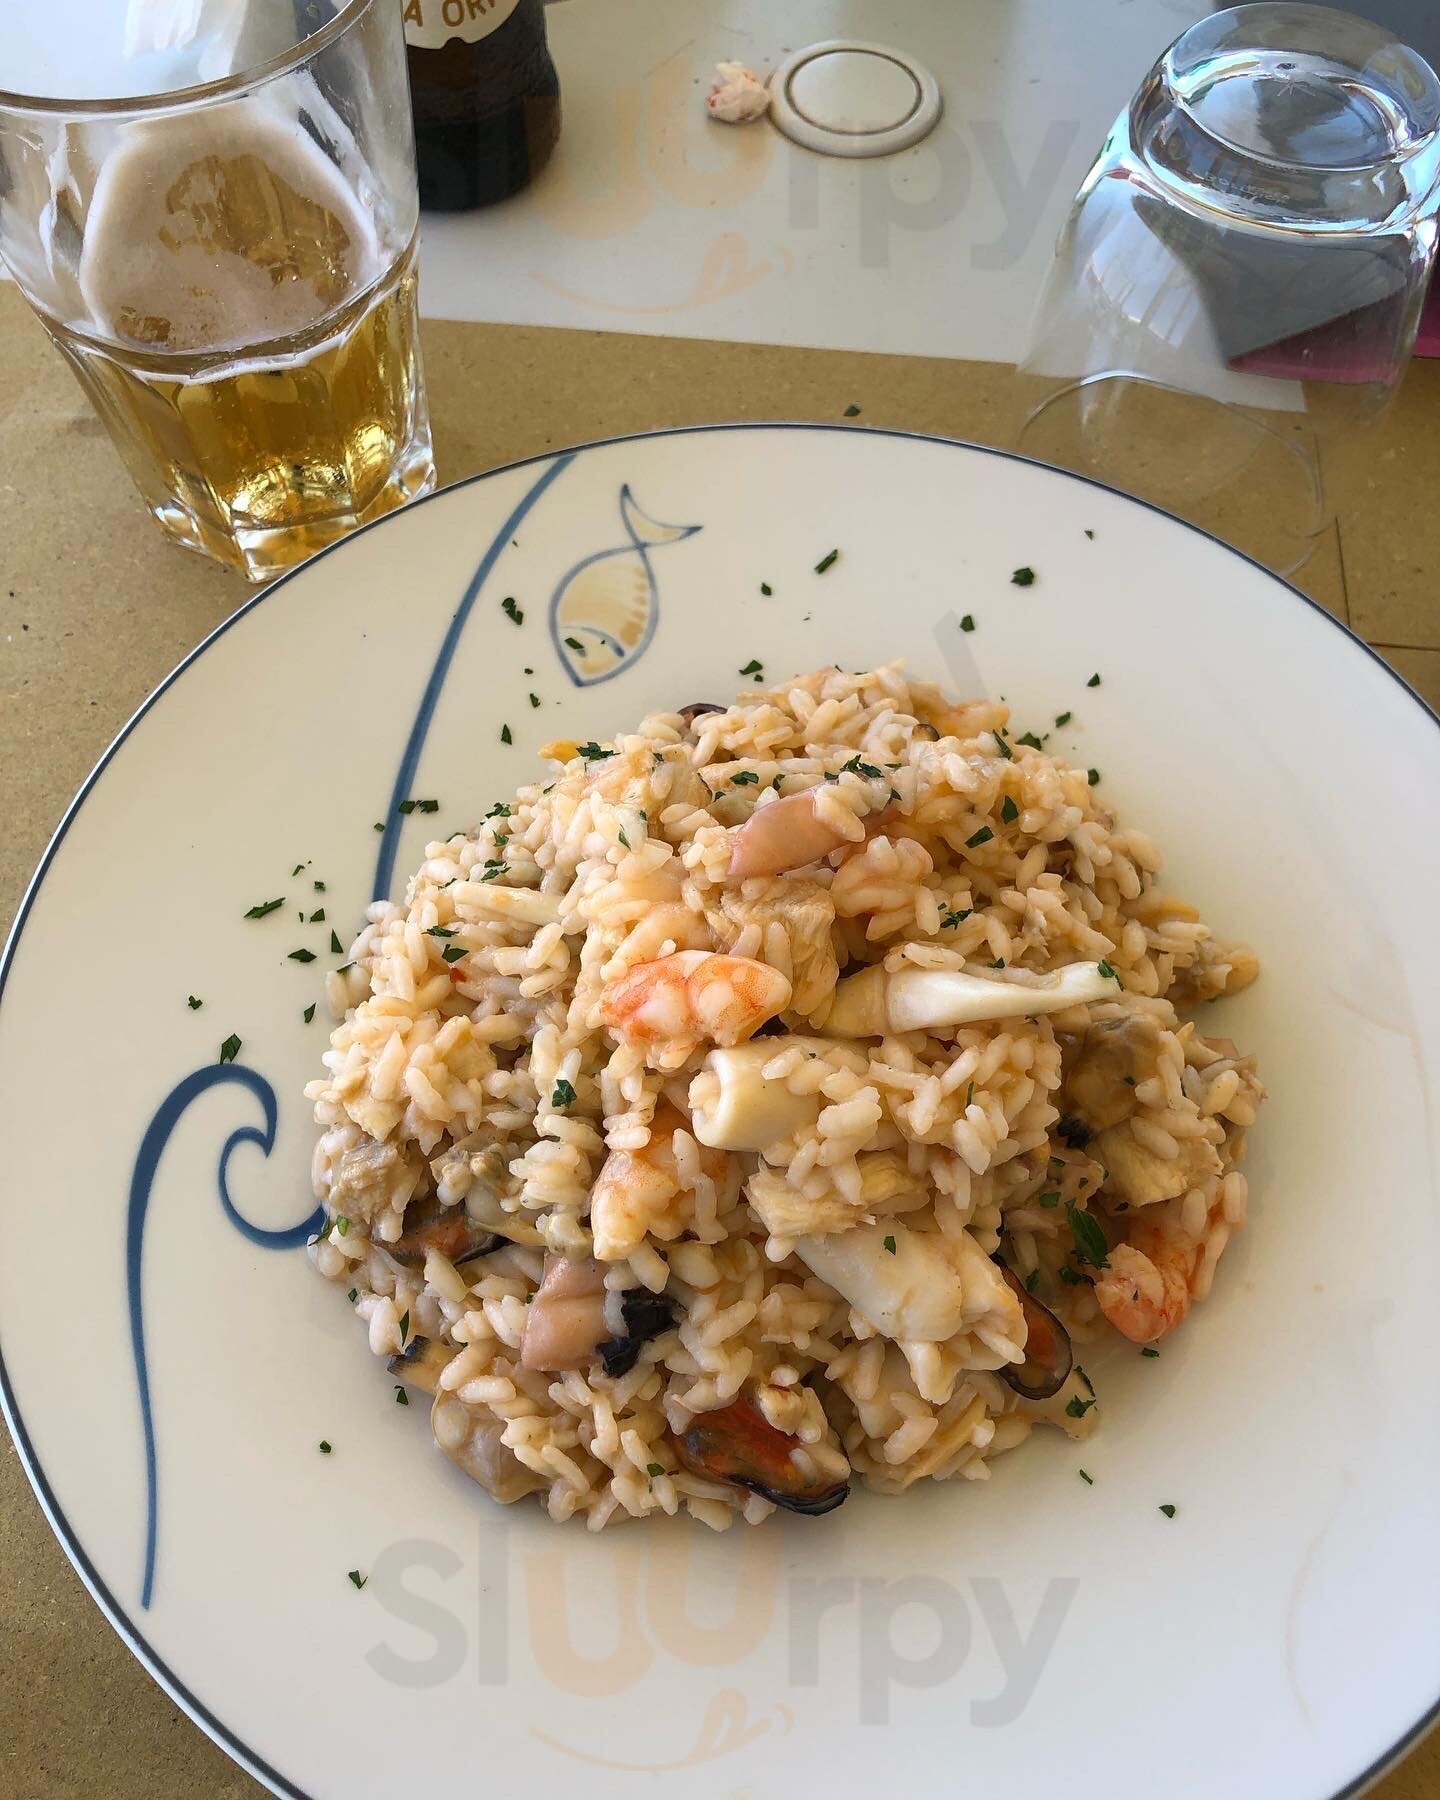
(402, 0), (521, 49)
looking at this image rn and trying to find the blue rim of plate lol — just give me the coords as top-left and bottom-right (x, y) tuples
(0, 424), (1435, 1800)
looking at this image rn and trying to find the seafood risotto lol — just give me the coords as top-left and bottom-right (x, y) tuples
(306, 663), (1264, 1529)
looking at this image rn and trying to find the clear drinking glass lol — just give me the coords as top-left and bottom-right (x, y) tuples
(1016, 3), (1440, 575)
(0, 0), (435, 581)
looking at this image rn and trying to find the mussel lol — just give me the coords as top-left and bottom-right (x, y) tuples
(678, 702), (725, 727)
(595, 1289), (675, 1378)
(389, 1194), (502, 1269)
(672, 1398), (850, 1516)
(387, 1336), (454, 1395)
(995, 1266), (1074, 1400)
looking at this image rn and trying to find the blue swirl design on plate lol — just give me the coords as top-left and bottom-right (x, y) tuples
(550, 483), (701, 687)
(128, 1063), (322, 1609)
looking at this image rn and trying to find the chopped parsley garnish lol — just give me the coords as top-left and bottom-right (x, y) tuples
(288, 948), (316, 963)
(1055, 711), (1072, 727)
(1016, 731), (1045, 750)
(1001, 795), (1019, 823)
(303, 1004), (316, 1024)
(577, 742), (613, 761)
(760, 582), (773, 596)
(314, 880), (326, 892)
(347, 1288), (358, 1303)
(500, 724), (512, 744)
(347, 1570), (367, 1590)
(739, 659), (763, 676)
(523, 666), (534, 676)
(480, 859), (504, 881)
(647, 1462), (665, 1477)
(1067, 1201), (1109, 1267)
(939, 908), (971, 929)
(291, 863), (307, 877)
(1079, 1468), (1094, 1484)
(1097, 960), (1118, 981)
(398, 798), (439, 815)
(1011, 566), (1036, 587)
(394, 1386), (409, 1406)
(442, 944), (467, 963)
(842, 755), (883, 779)
(960, 614), (975, 632)
(501, 596), (523, 625)
(883, 1235), (897, 1255)
(1084, 528), (1095, 540)
(564, 636), (584, 651)
(244, 897), (284, 919)
(617, 828), (630, 849)
(219, 1034), (242, 1064)
(187, 995), (202, 1010)
(426, 925), (456, 938)
(991, 729), (1013, 761)
(335, 1216), (349, 1237)
(1159, 1504), (1177, 1519)
(843, 403), (861, 417)
(1038, 1190), (1060, 1208)
(319, 1441), (332, 1454)
(1087, 672), (1101, 688)
(965, 1081), (975, 1107)
(730, 770), (760, 785)
(551, 1078), (576, 1109)
(373, 823), (384, 833)
(889, 787), (901, 804)
(965, 825), (994, 848)
(528, 692), (541, 709)
(1059, 1266), (1088, 1285)
(310, 908), (326, 922)
(1141, 1346), (1160, 1358)
(1087, 768), (1101, 786)
(397, 1311), (410, 1344)
(990, 957), (1006, 968)
(485, 803), (512, 820)
(1024, 1268), (1040, 1293)
(814, 548), (839, 574)
(1065, 1395), (1095, 1418)
(330, 931), (344, 955)
(1076, 1366), (1095, 1395)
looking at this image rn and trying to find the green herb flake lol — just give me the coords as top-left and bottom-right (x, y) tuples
(1079, 1468), (1094, 1484)
(1024, 1268), (1040, 1294)
(1038, 1190), (1060, 1209)
(841, 754), (884, 779)
(730, 770), (760, 786)
(485, 803), (512, 820)
(760, 582), (773, 596)
(739, 659), (764, 677)
(187, 995), (202, 1011)
(1065, 1395), (1096, 1418)
(965, 1081), (975, 1107)
(1159, 1503), (1177, 1519)
(347, 1288), (359, 1304)
(551, 1078), (576, 1110)
(303, 1004), (317, 1024)
(843, 403), (862, 417)
(1011, 566), (1036, 587)
(398, 1310), (410, 1344)
(244, 897), (284, 920)
(1097, 960), (1118, 981)
(1059, 1266), (1088, 1287)
(1067, 1200), (1109, 1267)
(1077, 1365), (1095, 1395)
(1087, 672), (1101, 688)
(500, 724), (513, 745)
(577, 742), (613, 761)
(291, 862), (307, 877)
(1000, 795), (1020, 823)
(616, 827), (630, 849)
(314, 880), (326, 892)
(1084, 528), (1095, 540)
(883, 1235), (897, 1255)
(1088, 768), (1101, 787)
(940, 908), (971, 929)
(394, 1385), (409, 1406)
(1016, 731), (1045, 750)
(335, 1215), (349, 1237)
(501, 596), (524, 625)
(1055, 711), (1072, 728)
(319, 1441), (332, 1454)
(330, 931), (344, 955)
(426, 925), (456, 939)
(288, 948), (316, 964)
(398, 798), (440, 815)
(373, 823), (384, 833)
(814, 548), (840, 574)
(309, 908), (326, 923)
(564, 636), (584, 652)
(991, 729), (1013, 761)
(965, 825), (994, 849)
(960, 614), (975, 633)
(442, 944), (468, 963)
(1141, 1346), (1160, 1358)
(347, 1570), (367, 1590)
(219, 1034), (242, 1064)
(647, 1462), (665, 1478)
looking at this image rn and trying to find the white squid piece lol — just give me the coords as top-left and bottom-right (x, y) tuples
(818, 961), (1119, 1037)
(795, 1221), (1022, 1346)
(687, 1037), (862, 1150)
(450, 882), (564, 928)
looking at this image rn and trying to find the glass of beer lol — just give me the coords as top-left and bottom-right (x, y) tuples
(0, 0), (435, 581)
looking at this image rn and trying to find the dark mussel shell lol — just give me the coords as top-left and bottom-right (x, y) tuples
(678, 702), (725, 727)
(596, 1289), (675, 1378)
(673, 1399), (850, 1516)
(996, 1265), (1074, 1400)
(390, 1195), (502, 1268)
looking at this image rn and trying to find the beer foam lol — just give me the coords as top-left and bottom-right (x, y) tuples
(79, 93), (383, 356)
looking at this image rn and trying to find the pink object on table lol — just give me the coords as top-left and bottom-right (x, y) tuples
(1416, 282), (1440, 356)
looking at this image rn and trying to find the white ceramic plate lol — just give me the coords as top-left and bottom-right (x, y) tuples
(2, 427), (1438, 1800)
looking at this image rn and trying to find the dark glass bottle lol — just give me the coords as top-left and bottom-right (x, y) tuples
(402, 0), (561, 211)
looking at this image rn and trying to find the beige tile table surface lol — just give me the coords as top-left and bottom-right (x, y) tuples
(1, 283), (1437, 1797)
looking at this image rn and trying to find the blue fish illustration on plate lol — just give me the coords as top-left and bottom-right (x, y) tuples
(549, 484), (701, 686)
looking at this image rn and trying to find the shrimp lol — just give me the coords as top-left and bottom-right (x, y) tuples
(1094, 1187), (1236, 1345)
(598, 950), (791, 1068)
(589, 1100), (730, 1261)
